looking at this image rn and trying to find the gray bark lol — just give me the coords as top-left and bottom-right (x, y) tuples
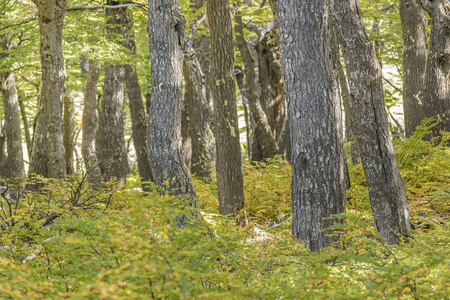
(331, 0), (412, 244)
(148, 0), (198, 210)
(183, 58), (215, 179)
(256, 35), (284, 141)
(419, 0), (450, 137)
(82, 59), (102, 186)
(124, 11), (154, 188)
(97, 2), (129, 185)
(0, 34), (25, 178)
(0, 72), (25, 178)
(278, 0), (347, 252)
(207, 0), (245, 216)
(400, 0), (427, 137)
(330, 25), (359, 165)
(29, 0), (67, 178)
(235, 14), (278, 162)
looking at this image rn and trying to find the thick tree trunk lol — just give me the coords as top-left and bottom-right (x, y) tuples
(97, 3), (129, 185)
(0, 72), (25, 178)
(98, 63), (128, 185)
(400, 0), (427, 137)
(278, 0), (347, 252)
(124, 12), (154, 188)
(235, 14), (277, 162)
(63, 91), (75, 175)
(420, 0), (450, 137)
(148, 0), (198, 210)
(331, 0), (412, 244)
(82, 59), (102, 186)
(29, 0), (67, 178)
(207, 0), (245, 216)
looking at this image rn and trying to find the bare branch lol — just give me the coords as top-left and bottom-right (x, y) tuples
(66, 3), (146, 12)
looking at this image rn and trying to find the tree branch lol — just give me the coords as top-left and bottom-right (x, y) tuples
(66, 3), (146, 12)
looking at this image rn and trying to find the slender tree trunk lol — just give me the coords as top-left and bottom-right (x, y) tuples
(330, 25), (360, 165)
(235, 14), (277, 161)
(256, 35), (284, 140)
(0, 72), (25, 178)
(235, 68), (252, 159)
(207, 0), (245, 216)
(331, 0), (412, 244)
(18, 99), (31, 156)
(419, 0), (450, 137)
(400, 0), (427, 137)
(82, 59), (102, 186)
(148, 0), (198, 211)
(97, 2), (129, 185)
(181, 94), (192, 170)
(63, 91), (75, 175)
(278, 0), (347, 252)
(124, 12), (154, 188)
(183, 58), (215, 179)
(183, 12), (215, 180)
(1, 34), (24, 178)
(29, 0), (67, 178)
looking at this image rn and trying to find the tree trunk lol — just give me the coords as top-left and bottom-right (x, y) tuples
(63, 91), (75, 175)
(183, 58), (215, 179)
(124, 11), (154, 188)
(29, 0), (67, 178)
(18, 99), (31, 156)
(235, 68), (252, 159)
(278, 0), (347, 252)
(331, 0), (412, 244)
(181, 94), (192, 170)
(420, 0), (450, 137)
(97, 2), (129, 185)
(235, 14), (278, 161)
(82, 59), (102, 186)
(330, 24), (360, 165)
(0, 72), (25, 178)
(400, 0), (427, 137)
(256, 35), (284, 141)
(148, 0), (198, 210)
(207, 0), (245, 216)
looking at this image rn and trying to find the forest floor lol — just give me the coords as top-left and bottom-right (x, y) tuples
(0, 124), (449, 298)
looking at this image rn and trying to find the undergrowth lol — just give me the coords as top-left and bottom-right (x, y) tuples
(0, 125), (449, 299)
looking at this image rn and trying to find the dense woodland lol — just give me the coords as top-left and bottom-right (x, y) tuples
(0, 0), (449, 298)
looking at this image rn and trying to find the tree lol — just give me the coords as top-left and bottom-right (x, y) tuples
(207, 0), (245, 216)
(96, 2), (129, 185)
(63, 91), (75, 174)
(148, 0), (198, 210)
(278, 0), (347, 251)
(235, 13), (278, 161)
(29, 0), (67, 179)
(400, 0), (427, 137)
(183, 6), (215, 180)
(124, 10), (154, 189)
(419, 0), (450, 137)
(331, 0), (412, 244)
(0, 37), (24, 178)
(82, 59), (102, 186)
